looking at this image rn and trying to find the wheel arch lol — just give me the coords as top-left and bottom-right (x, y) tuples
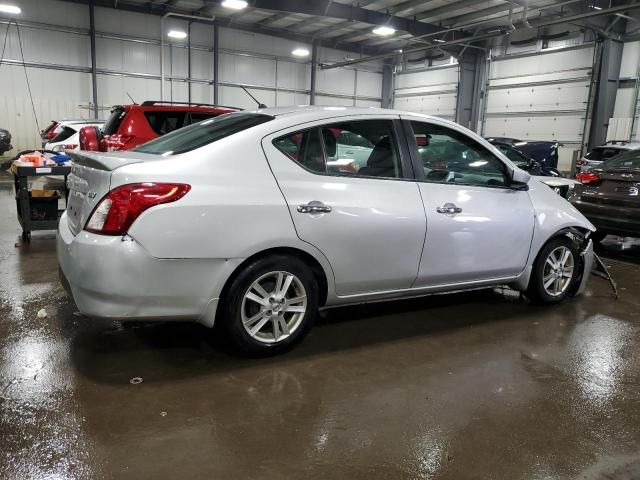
(211, 246), (331, 328)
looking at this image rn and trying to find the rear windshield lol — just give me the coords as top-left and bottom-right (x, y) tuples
(51, 126), (76, 143)
(134, 113), (274, 155)
(585, 147), (622, 161)
(103, 107), (126, 135)
(602, 150), (640, 170)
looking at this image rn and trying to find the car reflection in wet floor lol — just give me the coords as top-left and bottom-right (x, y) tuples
(1, 175), (640, 480)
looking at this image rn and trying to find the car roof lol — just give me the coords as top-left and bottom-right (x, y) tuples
(595, 143), (640, 150)
(58, 120), (104, 127)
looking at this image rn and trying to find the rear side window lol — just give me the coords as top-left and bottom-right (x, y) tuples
(602, 150), (640, 170)
(103, 107), (126, 135)
(273, 120), (403, 179)
(50, 126), (76, 143)
(586, 147), (622, 161)
(189, 112), (218, 124)
(134, 113), (274, 155)
(144, 111), (187, 135)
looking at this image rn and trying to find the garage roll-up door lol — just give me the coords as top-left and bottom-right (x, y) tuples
(393, 64), (459, 121)
(483, 46), (594, 168)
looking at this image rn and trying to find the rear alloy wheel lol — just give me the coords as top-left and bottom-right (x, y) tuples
(527, 237), (580, 304)
(221, 256), (318, 356)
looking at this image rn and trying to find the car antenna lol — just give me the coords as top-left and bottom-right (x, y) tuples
(240, 86), (268, 109)
(126, 92), (138, 105)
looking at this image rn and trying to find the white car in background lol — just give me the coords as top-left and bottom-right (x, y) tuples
(576, 142), (640, 172)
(45, 120), (104, 152)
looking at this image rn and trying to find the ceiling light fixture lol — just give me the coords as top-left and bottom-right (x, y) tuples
(372, 25), (395, 36)
(292, 47), (310, 57)
(221, 0), (248, 9)
(0, 4), (21, 14)
(433, 39), (446, 43)
(590, 4), (602, 9)
(167, 30), (188, 39)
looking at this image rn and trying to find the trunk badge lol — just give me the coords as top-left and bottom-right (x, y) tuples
(621, 173), (633, 179)
(87, 191), (97, 199)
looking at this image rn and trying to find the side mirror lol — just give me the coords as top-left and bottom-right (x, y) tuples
(509, 167), (530, 191)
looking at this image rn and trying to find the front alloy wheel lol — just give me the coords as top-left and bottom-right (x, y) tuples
(527, 236), (580, 304)
(542, 246), (574, 297)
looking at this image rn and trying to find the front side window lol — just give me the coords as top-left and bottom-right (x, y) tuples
(410, 121), (509, 187)
(134, 113), (274, 155)
(273, 120), (403, 179)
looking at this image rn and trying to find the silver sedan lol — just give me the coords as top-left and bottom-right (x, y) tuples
(58, 107), (596, 355)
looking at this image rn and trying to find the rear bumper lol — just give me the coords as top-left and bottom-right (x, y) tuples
(56, 212), (242, 326)
(569, 199), (640, 237)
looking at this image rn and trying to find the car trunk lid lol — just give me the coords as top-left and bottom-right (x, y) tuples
(578, 168), (640, 208)
(65, 151), (149, 235)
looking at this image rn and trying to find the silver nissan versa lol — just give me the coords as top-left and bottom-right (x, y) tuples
(58, 106), (596, 355)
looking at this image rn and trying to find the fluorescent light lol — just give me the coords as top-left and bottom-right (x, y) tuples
(292, 48), (310, 57)
(434, 39), (446, 43)
(590, 4), (602, 9)
(0, 4), (21, 14)
(167, 30), (187, 39)
(372, 25), (395, 36)
(222, 0), (248, 9)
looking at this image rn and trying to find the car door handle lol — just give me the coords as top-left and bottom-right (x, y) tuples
(345, 150), (354, 154)
(297, 201), (332, 214)
(436, 203), (463, 214)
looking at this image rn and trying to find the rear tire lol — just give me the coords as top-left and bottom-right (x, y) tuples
(527, 236), (580, 304)
(219, 255), (318, 357)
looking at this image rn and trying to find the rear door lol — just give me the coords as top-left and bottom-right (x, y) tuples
(262, 116), (426, 296)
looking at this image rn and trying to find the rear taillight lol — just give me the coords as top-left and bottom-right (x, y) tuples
(45, 123), (60, 139)
(576, 171), (600, 184)
(84, 183), (191, 235)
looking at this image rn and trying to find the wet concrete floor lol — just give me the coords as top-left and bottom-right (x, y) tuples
(1, 173), (640, 479)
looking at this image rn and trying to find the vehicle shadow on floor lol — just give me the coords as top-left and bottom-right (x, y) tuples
(68, 287), (557, 385)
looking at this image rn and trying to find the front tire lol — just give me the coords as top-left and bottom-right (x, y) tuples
(527, 236), (580, 304)
(219, 255), (318, 356)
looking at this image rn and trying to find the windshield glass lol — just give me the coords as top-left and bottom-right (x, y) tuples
(602, 150), (640, 170)
(134, 113), (274, 155)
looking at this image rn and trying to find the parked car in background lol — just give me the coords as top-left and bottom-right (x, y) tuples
(575, 141), (640, 172)
(0, 128), (12, 155)
(485, 137), (560, 168)
(58, 107), (595, 356)
(45, 120), (105, 152)
(40, 120), (61, 145)
(79, 101), (240, 152)
(487, 139), (578, 198)
(570, 149), (640, 242)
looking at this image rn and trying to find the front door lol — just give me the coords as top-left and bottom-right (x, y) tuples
(262, 117), (426, 296)
(403, 117), (536, 286)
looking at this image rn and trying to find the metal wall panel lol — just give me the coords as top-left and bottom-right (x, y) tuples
(316, 67), (356, 96)
(0, 65), (92, 150)
(96, 37), (160, 75)
(11, 0), (88, 28)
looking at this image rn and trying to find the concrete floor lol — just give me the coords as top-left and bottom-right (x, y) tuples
(1, 173), (640, 480)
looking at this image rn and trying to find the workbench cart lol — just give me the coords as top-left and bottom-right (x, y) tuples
(13, 164), (71, 243)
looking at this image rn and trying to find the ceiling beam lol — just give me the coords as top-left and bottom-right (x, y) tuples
(418, 0), (503, 23)
(58, 0), (383, 55)
(234, 0), (468, 38)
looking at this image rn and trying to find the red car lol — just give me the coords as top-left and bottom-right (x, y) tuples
(79, 101), (240, 152)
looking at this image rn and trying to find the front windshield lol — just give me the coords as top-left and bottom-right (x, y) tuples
(601, 150), (640, 170)
(134, 113), (274, 155)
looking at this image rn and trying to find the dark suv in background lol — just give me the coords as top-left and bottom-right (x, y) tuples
(79, 101), (240, 152)
(570, 149), (640, 242)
